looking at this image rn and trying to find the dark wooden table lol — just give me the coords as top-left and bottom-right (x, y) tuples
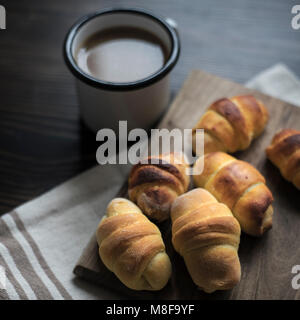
(0, 0), (299, 214)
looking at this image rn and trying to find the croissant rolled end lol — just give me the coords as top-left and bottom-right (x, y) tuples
(266, 129), (300, 190)
(186, 247), (241, 293)
(201, 267), (241, 294)
(142, 252), (172, 291)
(257, 205), (273, 237)
(135, 186), (178, 222)
(234, 185), (274, 237)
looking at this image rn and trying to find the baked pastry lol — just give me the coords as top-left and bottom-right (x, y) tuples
(171, 188), (241, 293)
(96, 198), (172, 291)
(266, 129), (300, 190)
(193, 152), (273, 236)
(192, 95), (269, 154)
(128, 153), (190, 222)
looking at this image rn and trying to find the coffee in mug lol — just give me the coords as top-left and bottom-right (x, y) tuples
(75, 27), (168, 83)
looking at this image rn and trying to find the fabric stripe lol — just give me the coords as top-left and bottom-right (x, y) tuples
(0, 218), (52, 299)
(0, 288), (10, 300)
(0, 254), (28, 300)
(0, 242), (37, 299)
(3, 214), (65, 300)
(2, 215), (61, 299)
(10, 211), (72, 300)
(0, 279), (18, 300)
(0, 288), (9, 300)
(1, 276), (20, 300)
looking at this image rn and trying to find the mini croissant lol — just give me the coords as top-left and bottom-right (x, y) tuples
(171, 188), (241, 293)
(97, 198), (172, 291)
(192, 95), (269, 154)
(266, 129), (300, 190)
(128, 153), (190, 222)
(193, 152), (273, 236)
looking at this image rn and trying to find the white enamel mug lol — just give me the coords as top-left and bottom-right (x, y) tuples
(64, 8), (180, 132)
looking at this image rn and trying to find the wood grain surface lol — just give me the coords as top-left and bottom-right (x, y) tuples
(75, 70), (300, 300)
(0, 0), (299, 214)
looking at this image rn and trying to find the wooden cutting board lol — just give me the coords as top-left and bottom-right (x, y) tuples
(74, 70), (300, 300)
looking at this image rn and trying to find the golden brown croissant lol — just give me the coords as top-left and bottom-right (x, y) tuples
(171, 188), (241, 293)
(266, 129), (300, 190)
(128, 153), (190, 222)
(192, 95), (269, 154)
(96, 198), (172, 291)
(193, 152), (273, 236)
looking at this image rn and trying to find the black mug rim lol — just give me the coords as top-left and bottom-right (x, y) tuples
(63, 8), (180, 91)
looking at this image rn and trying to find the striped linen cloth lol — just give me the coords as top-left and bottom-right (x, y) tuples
(0, 164), (130, 300)
(0, 64), (299, 300)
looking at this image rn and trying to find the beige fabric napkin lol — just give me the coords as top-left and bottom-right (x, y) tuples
(0, 64), (299, 300)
